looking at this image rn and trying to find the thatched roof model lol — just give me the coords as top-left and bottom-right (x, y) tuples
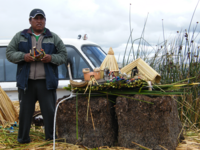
(120, 58), (161, 83)
(100, 47), (119, 71)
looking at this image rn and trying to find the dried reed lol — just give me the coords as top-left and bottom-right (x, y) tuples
(0, 87), (18, 126)
(121, 58), (161, 83)
(100, 47), (119, 71)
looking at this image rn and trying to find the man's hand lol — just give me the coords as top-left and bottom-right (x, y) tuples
(24, 53), (35, 62)
(41, 54), (52, 63)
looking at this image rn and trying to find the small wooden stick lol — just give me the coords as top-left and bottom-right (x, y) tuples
(90, 106), (95, 130)
(86, 84), (91, 121)
(159, 145), (168, 150)
(132, 141), (152, 150)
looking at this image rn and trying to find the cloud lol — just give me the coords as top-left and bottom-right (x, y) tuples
(1, 0), (200, 57)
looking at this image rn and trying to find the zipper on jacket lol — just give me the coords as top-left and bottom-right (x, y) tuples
(19, 68), (22, 74)
(34, 41), (38, 79)
(34, 62), (36, 79)
(33, 37), (44, 80)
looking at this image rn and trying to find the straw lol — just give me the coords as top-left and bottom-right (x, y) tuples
(0, 87), (19, 126)
(121, 58), (161, 83)
(100, 47), (119, 72)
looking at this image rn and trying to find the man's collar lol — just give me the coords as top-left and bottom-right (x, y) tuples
(22, 27), (52, 37)
(27, 28), (32, 34)
(31, 27), (46, 35)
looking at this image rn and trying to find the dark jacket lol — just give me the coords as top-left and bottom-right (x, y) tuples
(6, 28), (67, 91)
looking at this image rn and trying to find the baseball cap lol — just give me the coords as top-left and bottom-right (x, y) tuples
(29, 9), (46, 18)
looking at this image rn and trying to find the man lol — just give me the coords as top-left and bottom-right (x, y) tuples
(6, 8), (67, 143)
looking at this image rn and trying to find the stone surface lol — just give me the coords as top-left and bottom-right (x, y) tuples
(56, 94), (184, 149)
(56, 95), (117, 148)
(115, 94), (184, 150)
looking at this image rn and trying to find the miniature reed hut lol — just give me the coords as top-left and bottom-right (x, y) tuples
(100, 47), (119, 78)
(120, 58), (161, 83)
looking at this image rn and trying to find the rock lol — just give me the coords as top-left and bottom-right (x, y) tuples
(115, 94), (184, 150)
(56, 95), (117, 148)
(56, 94), (184, 149)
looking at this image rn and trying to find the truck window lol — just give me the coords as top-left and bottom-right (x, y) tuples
(0, 47), (17, 81)
(82, 45), (106, 68)
(66, 46), (92, 79)
(58, 63), (68, 79)
(0, 46), (69, 82)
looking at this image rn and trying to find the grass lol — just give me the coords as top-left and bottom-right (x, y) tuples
(0, 125), (88, 149)
(1, 124), (200, 149)
(140, 29), (199, 127)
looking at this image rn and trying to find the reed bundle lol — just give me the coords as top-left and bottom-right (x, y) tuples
(100, 47), (119, 72)
(121, 58), (161, 83)
(0, 87), (18, 126)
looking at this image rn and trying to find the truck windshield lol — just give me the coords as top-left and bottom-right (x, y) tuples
(82, 45), (106, 67)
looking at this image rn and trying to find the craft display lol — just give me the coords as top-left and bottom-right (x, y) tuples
(67, 48), (163, 92)
(120, 58), (161, 83)
(79, 48), (161, 87)
(30, 47), (46, 61)
(83, 68), (101, 81)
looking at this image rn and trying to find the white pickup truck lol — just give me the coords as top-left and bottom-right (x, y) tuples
(0, 36), (106, 101)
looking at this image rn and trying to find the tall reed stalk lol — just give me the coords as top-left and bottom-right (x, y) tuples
(121, 1), (200, 127)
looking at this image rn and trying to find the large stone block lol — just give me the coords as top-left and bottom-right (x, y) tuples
(115, 94), (184, 150)
(56, 95), (117, 148)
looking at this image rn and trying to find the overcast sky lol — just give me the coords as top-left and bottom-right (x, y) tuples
(1, 0), (200, 58)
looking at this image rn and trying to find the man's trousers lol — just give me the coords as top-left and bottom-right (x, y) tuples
(18, 79), (57, 143)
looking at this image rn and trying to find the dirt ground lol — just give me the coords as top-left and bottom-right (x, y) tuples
(176, 131), (200, 150)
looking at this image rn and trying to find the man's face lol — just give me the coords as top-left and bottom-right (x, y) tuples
(29, 14), (46, 33)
